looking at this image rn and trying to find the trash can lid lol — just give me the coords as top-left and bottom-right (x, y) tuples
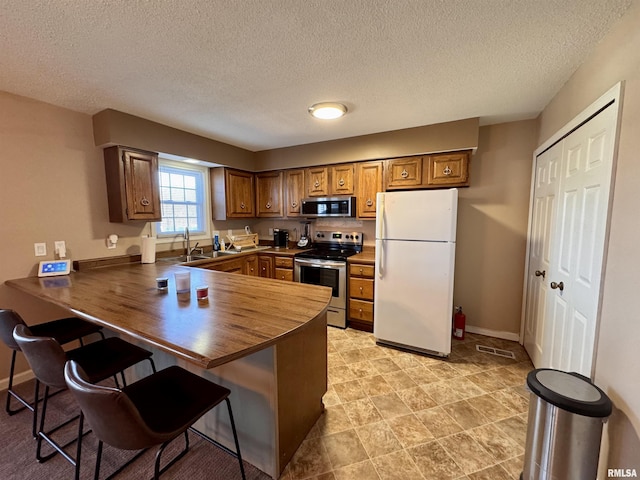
(527, 369), (612, 418)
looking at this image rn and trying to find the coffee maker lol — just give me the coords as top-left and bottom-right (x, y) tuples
(273, 228), (289, 248)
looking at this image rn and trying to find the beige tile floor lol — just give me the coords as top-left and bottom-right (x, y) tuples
(279, 328), (533, 480)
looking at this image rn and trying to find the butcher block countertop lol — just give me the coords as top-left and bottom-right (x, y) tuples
(5, 262), (332, 369)
(348, 246), (376, 264)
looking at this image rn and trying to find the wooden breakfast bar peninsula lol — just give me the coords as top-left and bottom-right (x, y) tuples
(5, 261), (332, 478)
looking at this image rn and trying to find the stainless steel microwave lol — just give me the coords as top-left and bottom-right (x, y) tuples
(301, 197), (356, 218)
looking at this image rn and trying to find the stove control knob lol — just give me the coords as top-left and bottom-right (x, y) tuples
(355, 235), (359, 240)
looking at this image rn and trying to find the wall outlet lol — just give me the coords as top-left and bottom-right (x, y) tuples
(34, 243), (47, 257)
(268, 228), (274, 236)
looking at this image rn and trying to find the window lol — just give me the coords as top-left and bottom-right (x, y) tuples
(156, 161), (208, 237)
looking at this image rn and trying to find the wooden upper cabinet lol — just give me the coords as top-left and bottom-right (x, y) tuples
(356, 161), (383, 218)
(385, 151), (471, 190)
(210, 168), (255, 220)
(306, 166), (329, 197)
(330, 164), (355, 195)
(104, 146), (161, 222)
(427, 151), (470, 186)
(386, 156), (424, 190)
(285, 169), (305, 217)
(256, 171), (284, 217)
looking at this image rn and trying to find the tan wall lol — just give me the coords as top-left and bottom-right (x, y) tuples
(254, 117), (479, 171)
(455, 121), (537, 336)
(535, 2), (640, 474)
(0, 92), (150, 378)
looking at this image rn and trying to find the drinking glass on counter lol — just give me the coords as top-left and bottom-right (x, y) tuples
(174, 271), (191, 293)
(196, 285), (208, 301)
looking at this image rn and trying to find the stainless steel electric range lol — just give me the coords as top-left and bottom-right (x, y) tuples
(294, 231), (363, 328)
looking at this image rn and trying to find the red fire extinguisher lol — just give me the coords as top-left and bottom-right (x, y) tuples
(453, 306), (466, 340)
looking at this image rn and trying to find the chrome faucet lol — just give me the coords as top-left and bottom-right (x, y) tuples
(184, 227), (202, 261)
(184, 227), (191, 257)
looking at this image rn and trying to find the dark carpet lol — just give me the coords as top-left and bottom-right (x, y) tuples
(0, 379), (272, 480)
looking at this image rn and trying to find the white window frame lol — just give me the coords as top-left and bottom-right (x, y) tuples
(153, 158), (211, 245)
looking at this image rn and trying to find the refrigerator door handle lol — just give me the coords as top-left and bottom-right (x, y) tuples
(376, 240), (384, 279)
(376, 193), (385, 240)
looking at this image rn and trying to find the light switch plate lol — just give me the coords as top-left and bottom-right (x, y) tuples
(54, 241), (66, 254)
(34, 243), (47, 257)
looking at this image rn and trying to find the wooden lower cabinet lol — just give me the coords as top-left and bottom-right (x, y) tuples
(244, 255), (258, 276)
(348, 262), (375, 332)
(200, 253), (293, 280)
(258, 254), (274, 278)
(202, 255), (258, 275)
(274, 256), (294, 282)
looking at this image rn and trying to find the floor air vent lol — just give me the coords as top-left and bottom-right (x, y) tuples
(475, 344), (516, 359)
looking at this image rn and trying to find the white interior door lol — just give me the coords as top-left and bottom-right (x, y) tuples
(545, 105), (617, 375)
(523, 98), (619, 377)
(523, 142), (561, 367)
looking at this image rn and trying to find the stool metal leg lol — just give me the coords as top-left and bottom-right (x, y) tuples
(226, 398), (246, 480)
(5, 350), (35, 415)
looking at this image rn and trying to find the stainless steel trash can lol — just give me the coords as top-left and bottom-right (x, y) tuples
(521, 368), (612, 480)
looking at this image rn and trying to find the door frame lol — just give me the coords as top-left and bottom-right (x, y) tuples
(519, 81), (624, 377)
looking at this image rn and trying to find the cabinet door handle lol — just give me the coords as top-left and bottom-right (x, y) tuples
(338, 178), (345, 186)
(314, 180), (320, 188)
(240, 202), (245, 209)
(291, 201), (298, 208)
(359, 268), (363, 274)
(443, 166), (452, 176)
(140, 197), (150, 206)
(535, 270), (546, 279)
(401, 169), (409, 178)
(265, 202), (271, 209)
(366, 198), (373, 207)
(359, 286), (363, 293)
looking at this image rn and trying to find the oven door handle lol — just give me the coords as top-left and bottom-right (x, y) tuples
(294, 258), (345, 269)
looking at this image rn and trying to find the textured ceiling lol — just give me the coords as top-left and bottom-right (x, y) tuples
(0, 1), (632, 151)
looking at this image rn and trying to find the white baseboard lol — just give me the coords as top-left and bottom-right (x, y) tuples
(0, 369), (34, 391)
(465, 325), (520, 343)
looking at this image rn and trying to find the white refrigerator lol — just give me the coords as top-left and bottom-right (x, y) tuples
(374, 189), (458, 356)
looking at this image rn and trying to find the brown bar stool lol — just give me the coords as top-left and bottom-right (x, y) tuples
(0, 308), (104, 416)
(64, 360), (246, 480)
(13, 324), (156, 480)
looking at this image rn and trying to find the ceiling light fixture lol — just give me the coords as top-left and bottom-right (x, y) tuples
(308, 102), (348, 120)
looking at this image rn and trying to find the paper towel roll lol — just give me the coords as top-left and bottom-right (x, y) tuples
(141, 236), (156, 264)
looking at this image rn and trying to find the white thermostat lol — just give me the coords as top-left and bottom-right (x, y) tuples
(38, 259), (71, 277)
